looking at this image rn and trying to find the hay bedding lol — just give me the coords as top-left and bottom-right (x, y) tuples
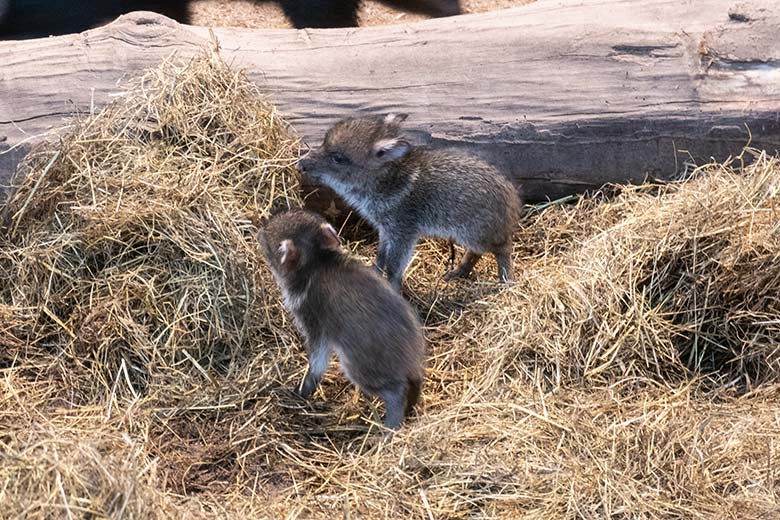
(1, 48), (779, 519)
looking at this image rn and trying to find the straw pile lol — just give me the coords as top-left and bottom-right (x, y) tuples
(1, 47), (779, 519)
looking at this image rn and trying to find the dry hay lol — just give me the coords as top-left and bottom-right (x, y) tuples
(1, 47), (780, 520)
(0, 46), (305, 517)
(460, 150), (780, 391)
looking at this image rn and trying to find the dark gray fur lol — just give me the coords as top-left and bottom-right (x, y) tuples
(299, 114), (522, 289)
(257, 209), (425, 430)
(0, 1), (460, 39)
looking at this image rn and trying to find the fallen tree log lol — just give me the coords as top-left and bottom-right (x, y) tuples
(1, 0), (779, 217)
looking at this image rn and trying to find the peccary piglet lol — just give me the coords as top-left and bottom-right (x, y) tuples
(258, 210), (425, 430)
(299, 114), (522, 289)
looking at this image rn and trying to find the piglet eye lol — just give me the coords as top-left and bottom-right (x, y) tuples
(329, 152), (349, 165)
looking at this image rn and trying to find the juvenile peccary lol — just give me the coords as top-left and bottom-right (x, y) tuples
(299, 114), (522, 289)
(257, 209), (425, 430)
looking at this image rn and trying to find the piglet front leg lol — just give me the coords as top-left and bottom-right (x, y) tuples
(298, 338), (333, 398)
(380, 232), (418, 290)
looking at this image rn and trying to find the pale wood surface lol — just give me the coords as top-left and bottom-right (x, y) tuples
(1, 0), (779, 211)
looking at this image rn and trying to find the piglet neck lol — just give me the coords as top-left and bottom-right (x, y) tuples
(286, 248), (346, 287)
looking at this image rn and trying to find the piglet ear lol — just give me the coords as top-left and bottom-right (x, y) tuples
(279, 239), (300, 270)
(319, 223), (341, 249)
(384, 113), (409, 126)
(373, 138), (411, 163)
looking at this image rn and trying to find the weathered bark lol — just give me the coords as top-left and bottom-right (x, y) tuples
(1, 0), (779, 215)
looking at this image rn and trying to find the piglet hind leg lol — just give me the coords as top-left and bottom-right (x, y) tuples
(377, 381), (410, 430)
(405, 375), (423, 416)
(373, 238), (389, 276)
(443, 250), (481, 281)
(494, 242), (514, 283)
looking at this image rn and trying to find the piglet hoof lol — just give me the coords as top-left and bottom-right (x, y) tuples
(379, 429), (396, 442)
(442, 270), (466, 281)
(296, 382), (316, 399)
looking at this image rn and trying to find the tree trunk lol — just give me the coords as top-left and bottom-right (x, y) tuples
(1, 0), (779, 215)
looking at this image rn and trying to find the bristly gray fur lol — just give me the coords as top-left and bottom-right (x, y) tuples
(299, 114), (522, 289)
(257, 209), (426, 430)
